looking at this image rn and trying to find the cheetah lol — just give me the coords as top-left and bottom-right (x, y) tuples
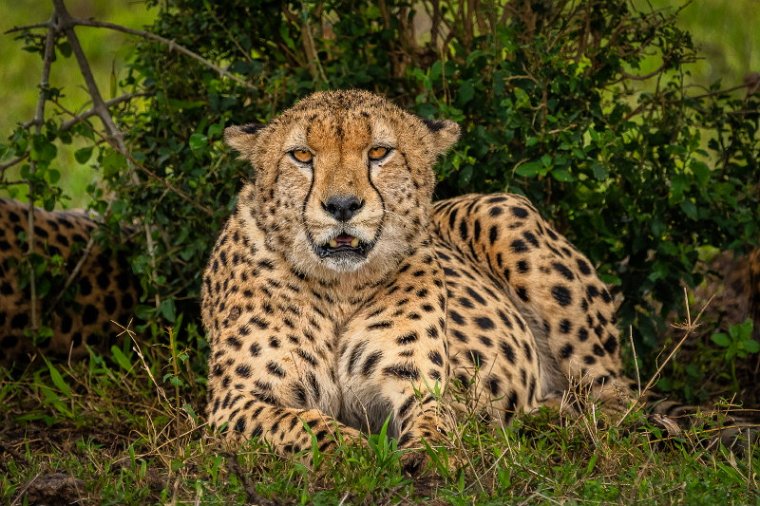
(202, 89), (634, 468)
(691, 248), (760, 341)
(0, 198), (138, 364)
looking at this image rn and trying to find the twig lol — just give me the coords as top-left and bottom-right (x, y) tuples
(58, 92), (147, 131)
(9, 471), (43, 506)
(66, 17), (255, 90)
(49, 223), (99, 311)
(0, 154), (28, 172)
(613, 63), (668, 83)
(617, 288), (715, 426)
(4, 21), (51, 34)
(643, 288), (713, 396)
(26, 14), (58, 332)
(8, 14), (255, 90)
(627, 325), (642, 397)
(283, 5), (329, 83)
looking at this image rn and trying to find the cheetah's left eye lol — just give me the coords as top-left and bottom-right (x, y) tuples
(368, 146), (390, 161)
(290, 149), (313, 164)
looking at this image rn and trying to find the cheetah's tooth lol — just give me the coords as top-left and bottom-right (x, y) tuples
(350, 237), (359, 248)
(329, 239), (338, 248)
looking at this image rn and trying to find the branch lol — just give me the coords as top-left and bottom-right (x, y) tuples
(613, 63), (668, 84)
(58, 92), (148, 131)
(53, 0), (160, 309)
(26, 14), (58, 332)
(2, 94), (144, 175)
(7, 12), (255, 90)
(0, 153), (28, 172)
(4, 21), (51, 34)
(67, 17), (255, 90)
(46, 95), (212, 217)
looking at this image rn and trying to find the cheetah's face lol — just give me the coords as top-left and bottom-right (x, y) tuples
(225, 90), (459, 278)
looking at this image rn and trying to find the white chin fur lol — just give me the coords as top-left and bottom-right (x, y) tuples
(321, 256), (368, 273)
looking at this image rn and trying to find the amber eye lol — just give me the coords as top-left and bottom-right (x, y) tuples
(368, 146), (389, 161)
(291, 149), (313, 164)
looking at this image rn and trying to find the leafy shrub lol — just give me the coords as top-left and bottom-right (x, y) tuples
(4, 0), (759, 373)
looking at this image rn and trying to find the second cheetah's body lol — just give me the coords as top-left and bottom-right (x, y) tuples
(202, 90), (629, 463)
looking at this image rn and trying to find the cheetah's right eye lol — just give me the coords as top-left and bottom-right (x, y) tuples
(290, 149), (313, 164)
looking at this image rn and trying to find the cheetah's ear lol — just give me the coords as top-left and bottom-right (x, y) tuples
(422, 119), (460, 156)
(224, 123), (265, 156)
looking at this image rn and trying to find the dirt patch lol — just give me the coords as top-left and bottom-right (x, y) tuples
(21, 472), (85, 506)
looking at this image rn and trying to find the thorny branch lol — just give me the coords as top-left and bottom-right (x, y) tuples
(1, 93), (147, 175)
(49, 95), (214, 217)
(0, 154), (28, 172)
(5, 14), (256, 90)
(51, 0), (161, 309)
(26, 14), (58, 332)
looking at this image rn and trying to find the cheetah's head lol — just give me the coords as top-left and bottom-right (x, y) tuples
(225, 90), (459, 278)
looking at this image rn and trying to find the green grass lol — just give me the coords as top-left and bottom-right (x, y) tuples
(1, 330), (758, 504)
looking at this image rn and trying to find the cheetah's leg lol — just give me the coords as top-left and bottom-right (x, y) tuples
(337, 243), (452, 469)
(205, 321), (367, 458)
(432, 194), (632, 412)
(207, 385), (363, 456)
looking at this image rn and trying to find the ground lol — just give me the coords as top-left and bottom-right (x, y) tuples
(1, 321), (757, 504)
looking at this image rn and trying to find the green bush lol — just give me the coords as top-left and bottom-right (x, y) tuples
(4, 0), (759, 371)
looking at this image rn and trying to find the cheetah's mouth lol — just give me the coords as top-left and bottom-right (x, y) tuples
(316, 233), (372, 258)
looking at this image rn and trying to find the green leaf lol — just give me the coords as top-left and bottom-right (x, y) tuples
(670, 175), (689, 201)
(111, 345), (133, 372)
(75, 146), (93, 164)
(711, 333), (730, 348)
(44, 358), (72, 397)
(159, 298), (177, 322)
(550, 168), (574, 182)
(590, 162), (608, 181)
(30, 135), (57, 163)
(457, 80), (475, 105)
(57, 40), (72, 57)
(515, 160), (545, 178)
(101, 149), (124, 178)
(513, 87), (530, 109)
(690, 160), (710, 186)
(47, 168), (61, 184)
(458, 164), (473, 186)
(742, 339), (759, 354)
(731, 319), (754, 340)
(189, 133), (207, 151)
(680, 200), (697, 220)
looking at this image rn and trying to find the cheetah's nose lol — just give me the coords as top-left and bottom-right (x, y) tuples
(322, 195), (364, 222)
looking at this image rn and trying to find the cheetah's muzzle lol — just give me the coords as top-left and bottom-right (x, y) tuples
(316, 233), (372, 259)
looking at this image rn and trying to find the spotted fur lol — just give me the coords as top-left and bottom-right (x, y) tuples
(202, 90), (636, 467)
(0, 199), (137, 363)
